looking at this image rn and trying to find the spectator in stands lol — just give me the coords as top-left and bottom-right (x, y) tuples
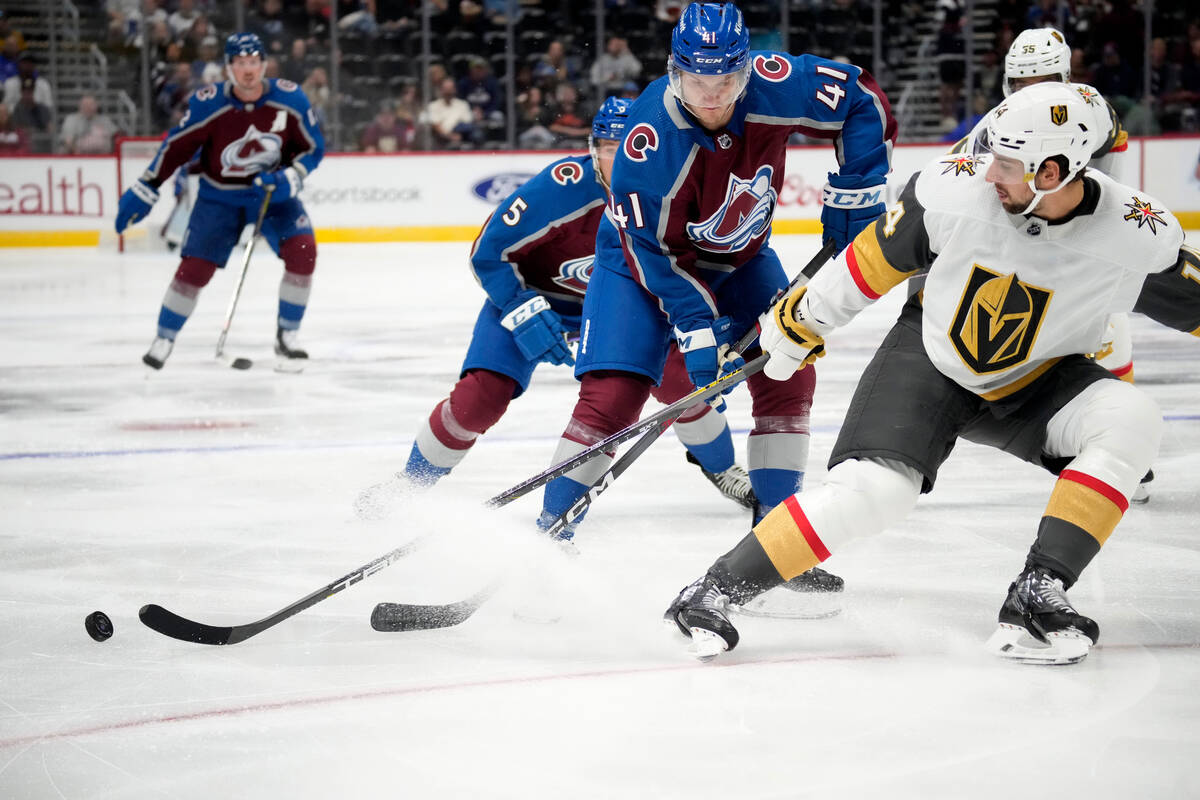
(458, 56), (503, 125)
(533, 40), (579, 90)
(60, 94), (120, 154)
(1070, 47), (1094, 86)
(422, 76), (475, 149)
(264, 56), (282, 79)
(656, 1), (684, 24)
(589, 35), (642, 96)
(109, 0), (168, 49)
(10, 76), (50, 145)
(935, 14), (965, 131)
(394, 81), (420, 128)
(192, 35), (224, 84)
(0, 100), (28, 153)
(361, 99), (415, 152)
(546, 82), (589, 146)
(301, 66), (331, 128)
(282, 38), (308, 83)
(181, 14), (218, 61)
(515, 84), (554, 148)
(251, 0), (290, 55)
(455, 1), (494, 38)
(976, 48), (1003, 106)
(169, 0), (201, 38)
(155, 61), (193, 128)
(0, 9), (27, 53)
(0, 36), (19, 83)
(1091, 41), (1139, 113)
(3, 52), (51, 112)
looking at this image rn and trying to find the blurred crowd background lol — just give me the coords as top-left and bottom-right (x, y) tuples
(0, 0), (1196, 156)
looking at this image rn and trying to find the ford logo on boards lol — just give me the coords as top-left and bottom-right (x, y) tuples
(473, 173), (535, 204)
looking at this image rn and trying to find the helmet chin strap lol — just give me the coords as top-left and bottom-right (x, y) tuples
(1017, 174), (1073, 216)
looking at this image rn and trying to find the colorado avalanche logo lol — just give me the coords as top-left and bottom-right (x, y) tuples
(220, 124), (283, 178)
(624, 123), (658, 163)
(686, 165), (777, 253)
(551, 255), (594, 296)
(753, 54), (791, 82)
(551, 162), (584, 186)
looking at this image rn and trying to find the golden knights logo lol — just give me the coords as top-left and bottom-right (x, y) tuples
(949, 266), (1053, 374)
(1122, 196), (1168, 234)
(1050, 105), (1068, 126)
(939, 155), (978, 177)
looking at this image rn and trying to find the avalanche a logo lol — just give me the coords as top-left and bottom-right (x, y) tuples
(472, 173), (534, 203)
(686, 165), (777, 253)
(220, 125), (283, 178)
(551, 255), (594, 296)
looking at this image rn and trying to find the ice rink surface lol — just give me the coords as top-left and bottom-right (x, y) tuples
(1, 236), (1198, 799)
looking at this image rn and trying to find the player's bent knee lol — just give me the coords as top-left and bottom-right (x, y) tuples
(804, 458), (923, 546)
(174, 257), (219, 287)
(448, 369), (518, 434)
(280, 234), (317, 276)
(575, 371), (652, 434)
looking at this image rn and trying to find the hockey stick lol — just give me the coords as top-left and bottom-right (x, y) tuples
(369, 242), (837, 632)
(139, 533), (429, 645)
(486, 240), (838, 510)
(214, 186), (273, 370)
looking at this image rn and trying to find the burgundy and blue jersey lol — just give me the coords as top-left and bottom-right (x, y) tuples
(603, 51), (896, 332)
(469, 154), (607, 329)
(141, 78), (324, 208)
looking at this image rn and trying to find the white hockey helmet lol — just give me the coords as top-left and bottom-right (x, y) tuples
(1003, 27), (1071, 96)
(975, 83), (1096, 213)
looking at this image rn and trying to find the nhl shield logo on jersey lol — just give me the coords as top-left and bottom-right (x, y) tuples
(220, 124), (283, 178)
(551, 255), (594, 296)
(939, 155), (978, 177)
(1122, 196), (1168, 234)
(752, 54), (791, 82)
(686, 165), (777, 253)
(1050, 104), (1069, 126)
(949, 266), (1053, 374)
(624, 123), (659, 163)
(551, 162), (585, 185)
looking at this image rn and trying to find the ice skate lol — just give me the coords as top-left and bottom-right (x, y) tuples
(686, 451), (757, 509)
(986, 566), (1098, 665)
(730, 566), (844, 619)
(664, 575), (740, 660)
(535, 509), (579, 545)
(1131, 469), (1153, 504)
(142, 336), (174, 370)
(274, 326), (307, 373)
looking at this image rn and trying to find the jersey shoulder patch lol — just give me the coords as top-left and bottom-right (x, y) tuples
(623, 122), (660, 163)
(275, 78), (299, 92)
(751, 53), (792, 82)
(550, 158), (587, 186)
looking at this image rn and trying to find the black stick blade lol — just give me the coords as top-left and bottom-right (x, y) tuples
(370, 584), (498, 632)
(139, 604), (235, 645)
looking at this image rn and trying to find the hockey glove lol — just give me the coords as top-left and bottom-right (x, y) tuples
(254, 166), (303, 204)
(500, 292), (574, 366)
(115, 179), (159, 234)
(820, 174), (886, 253)
(675, 316), (744, 411)
(759, 286), (828, 381)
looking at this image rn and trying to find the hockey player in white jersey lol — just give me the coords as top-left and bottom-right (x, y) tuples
(666, 83), (1198, 664)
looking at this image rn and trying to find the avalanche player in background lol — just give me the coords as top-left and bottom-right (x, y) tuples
(356, 97), (757, 521)
(666, 84), (1197, 664)
(114, 32), (324, 371)
(949, 28), (1154, 499)
(534, 1), (895, 589)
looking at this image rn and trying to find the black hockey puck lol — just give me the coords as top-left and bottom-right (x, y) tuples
(85, 611), (113, 642)
(230, 357), (253, 370)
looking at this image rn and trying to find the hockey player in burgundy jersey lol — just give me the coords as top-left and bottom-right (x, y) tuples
(114, 32), (324, 371)
(534, 2), (894, 571)
(355, 97), (757, 521)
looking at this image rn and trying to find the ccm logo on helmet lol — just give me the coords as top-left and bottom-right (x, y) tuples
(753, 54), (791, 82)
(624, 123), (659, 162)
(551, 162), (584, 185)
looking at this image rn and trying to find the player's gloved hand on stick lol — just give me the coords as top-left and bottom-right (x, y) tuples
(500, 291), (574, 366)
(675, 316), (743, 411)
(820, 173), (886, 253)
(759, 286), (829, 381)
(254, 166), (302, 204)
(114, 179), (159, 234)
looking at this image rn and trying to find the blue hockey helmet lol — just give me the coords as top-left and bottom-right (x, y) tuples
(224, 32), (265, 64)
(668, 3), (751, 110)
(591, 96), (632, 142)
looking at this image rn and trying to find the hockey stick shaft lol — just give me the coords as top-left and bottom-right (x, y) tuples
(139, 533), (429, 645)
(214, 187), (273, 360)
(487, 240), (837, 509)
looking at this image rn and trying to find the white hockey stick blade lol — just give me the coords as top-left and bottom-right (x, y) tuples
(688, 627), (730, 662)
(986, 623), (1092, 665)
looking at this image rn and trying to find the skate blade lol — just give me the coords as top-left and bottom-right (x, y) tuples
(986, 623), (1091, 665)
(731, 586), (843, 620)
(274, 356), (306, 374)
(688, 627), (730, 661)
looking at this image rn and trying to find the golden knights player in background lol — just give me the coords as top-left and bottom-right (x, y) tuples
(666, 83), (1198, 665)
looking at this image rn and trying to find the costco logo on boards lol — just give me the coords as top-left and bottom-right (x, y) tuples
(472, 173), (535, 204)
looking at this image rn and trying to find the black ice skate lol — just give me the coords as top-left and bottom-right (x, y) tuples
(274, 326), (308, 372)
(686, 451), (757, 509)
(1131, 469), (1154, 504)
(142, 336), (174, 370)
(986, 566), (1099, 665)
(664, 574), (740, 660)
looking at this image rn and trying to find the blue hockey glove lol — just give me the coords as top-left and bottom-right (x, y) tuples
(254, 166), (303, 204)
(114, 179), (159, 234)
(675, 316), (743, 411)
(500, 292), (574, 366)
(820, 174), (887, 253)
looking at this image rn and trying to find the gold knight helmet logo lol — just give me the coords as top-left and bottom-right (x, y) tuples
(949, 266), (1053, 374)
(1051, 104), (1069, 126)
